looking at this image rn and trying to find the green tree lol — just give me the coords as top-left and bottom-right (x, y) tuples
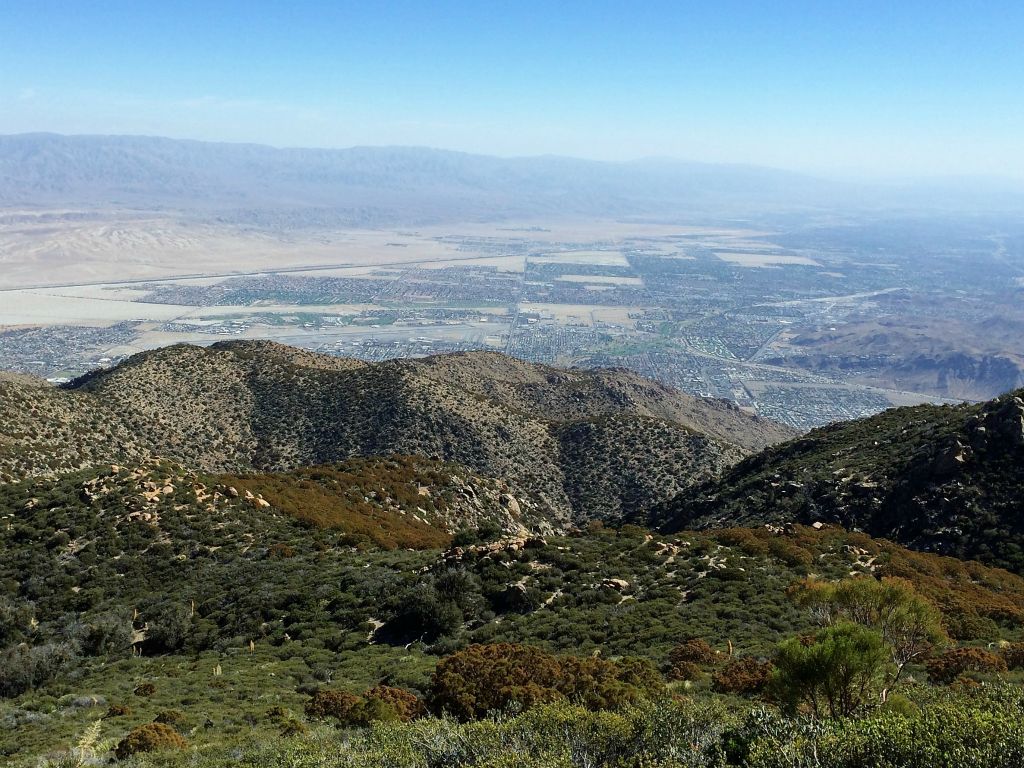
(387, 583), (464, 642)
(792, 576), (946, 697)
(770, 623), (889, 718)
(141, 601), (192, 652)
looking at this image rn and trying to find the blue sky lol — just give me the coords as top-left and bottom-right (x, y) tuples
(2, 1), (1022, 178)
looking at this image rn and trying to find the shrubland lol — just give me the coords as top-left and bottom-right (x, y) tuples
(4, 494), (1024, 765)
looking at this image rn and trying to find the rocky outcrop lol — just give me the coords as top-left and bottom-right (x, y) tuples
(970, 395), (1024, 448)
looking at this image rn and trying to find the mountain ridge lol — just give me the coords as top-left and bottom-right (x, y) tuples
(0, 132), (937, 224)
(0, 341), (792, 525)
(657, 388), (1024, 571)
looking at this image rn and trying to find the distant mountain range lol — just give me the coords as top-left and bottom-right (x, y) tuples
(2, 133), (1021, 224)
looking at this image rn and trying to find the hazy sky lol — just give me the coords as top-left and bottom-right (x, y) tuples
(2, 1), (1022, 178)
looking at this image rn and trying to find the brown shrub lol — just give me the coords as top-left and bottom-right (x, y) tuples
(104, 704), (132, 718)
(364, 685), (425, 721)
(668, 639), (720, 667)
(218, 457), (454, 550)
(265, 705), (290, 722)
(133, 682), (156, 697)
(768, 538), (813, 569)
(268, 542), (297, 558)
(667, 661), (703, 682)
(716, 528), (769, 556)
(427, 643), (663, 720)
(926, 647), (1008, 684)
(429, 643), (564, 720)
(876, 546), (1024, 633)
(712, 657), (774, 695)
(304, 689), (360, 720)
(279, 717), (308, 736)
(114, 723), (187, 759)
(1002, 642), (1024, 670)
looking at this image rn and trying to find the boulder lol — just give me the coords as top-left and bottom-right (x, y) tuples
(499, 493), (522, 516)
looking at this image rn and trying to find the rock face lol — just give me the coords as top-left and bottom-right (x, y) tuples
(657, 387), (1024, 573)
(500, 493), (522, 517)
(601, 578), (630, 591)
(972, 396), (1024, 447)
(0, 341), (792, 526)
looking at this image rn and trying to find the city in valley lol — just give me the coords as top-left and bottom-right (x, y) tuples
(3, 211), (1020, 430)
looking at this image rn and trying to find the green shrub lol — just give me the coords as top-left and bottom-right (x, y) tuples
(770, 624), (889, 717)
(0, 642), (76, 698)
(75, 609), (134, 656)
(345, 697), (401, 727)
(879, 692), (920, 718)
(0, 597), (36, 645)
(745, 693), (1024, 768)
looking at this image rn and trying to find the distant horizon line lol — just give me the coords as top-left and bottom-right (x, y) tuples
(4, 130), (1023, 187)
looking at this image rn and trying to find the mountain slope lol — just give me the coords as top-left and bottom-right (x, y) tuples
(5, 466), (1024, 762)
(5, 460), (1023, 676)
(657, 389), (1024, 571)
(0, 342), (792, 524)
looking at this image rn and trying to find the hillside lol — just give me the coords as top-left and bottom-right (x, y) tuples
(5, 466), (1022, 670)
(4, 345), (1024, 765)
(658, 389), (1024, 571)
(4, 469), (1024, 764)
(0, 342), (791, 524)
(764, 315), (1024, 401)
